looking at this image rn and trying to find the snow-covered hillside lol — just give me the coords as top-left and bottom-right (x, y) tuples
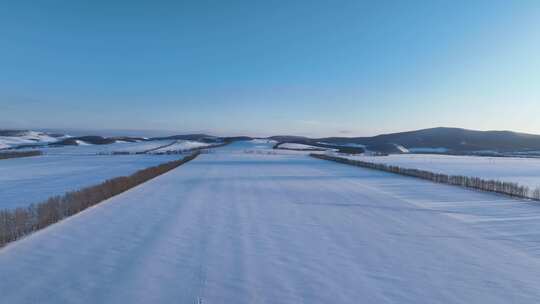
(31, 140), (175, 155)
(150, 140), (214, 153)
(0, 154), (180, 209)
(3, 141), (540, 303)
(277, 142), (333, 151)
(0, 130), (67, 149)
(112, 140), (175, 154)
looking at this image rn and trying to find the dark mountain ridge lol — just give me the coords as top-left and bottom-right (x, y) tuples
(281, 127), (540, 154)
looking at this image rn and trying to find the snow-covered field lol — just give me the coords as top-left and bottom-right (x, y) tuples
(150, 140), (214, 153)
(0, 130), (67, 149)
(3, 141), (540, 303)
(0, 154), (179, 209)
(19, 139), (215, 155)
(341, 153), (540, 190)
(317, 141), (366, 148)
(108, 140), (175, 153)
(251, 138), (277, 144)
(278, 142), (331, 150)
(17, 140), (174, 155)
(0, 130), (217, 155)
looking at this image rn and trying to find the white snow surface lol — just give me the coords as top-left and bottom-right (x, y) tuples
(0, 154), (180, 209)
(110, 140), (176, 153)
(251, 138), (278, 144)
(342, 153), (540, 190)
(20, 140), (175, 155)
(150, 140), (213, 153)
(3, 141), (540, 303)
(74, 140), (91, 146)
(394, 144), (409, 153)
(278, 142), (328, 150)
(0, 130), (66, 149)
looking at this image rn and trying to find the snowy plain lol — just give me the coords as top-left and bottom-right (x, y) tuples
(2, 141), (540, 303)
(25, 140), (175, 155)
(149, 140), (214, 153)
(277, 142), (328, 150)
(341, 153), (540, 190)
(0, 154), (179, 209)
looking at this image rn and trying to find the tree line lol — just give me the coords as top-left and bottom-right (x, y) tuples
(0, 152), (200, 247)
(0, 150), (43, 160)
(311, 153), (539, 201)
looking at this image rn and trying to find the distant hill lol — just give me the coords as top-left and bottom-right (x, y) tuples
(5, 127), (540, 155)
(0, 129), (253, 150)
(276, 127), (540, 154)
(52, 136), (116, 146)
(54, 136), (147, 146)
(151, 134), (222, 143)
(268, 135), (311, 142)
(0, 130), (68, 149)
(360, 127), (540, 153)
(223, 136), (254, 142)
(0, 129), (150, 149)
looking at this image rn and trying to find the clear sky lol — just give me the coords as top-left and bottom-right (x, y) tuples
(1, 1), (539, 137)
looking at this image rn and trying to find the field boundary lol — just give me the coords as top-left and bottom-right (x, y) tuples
(274, 142), (363, 154)
(0, 150), (43, 160)
(0, 152), (200, 247)
(310, 153), (540, 201)
(148, 141), (231, 155)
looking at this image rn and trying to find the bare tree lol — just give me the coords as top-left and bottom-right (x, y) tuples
(0, 150), (42, 160)
(311, 153), (534, 201)
(0, 152), (199, 247)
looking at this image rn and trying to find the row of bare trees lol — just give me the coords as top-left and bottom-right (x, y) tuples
(0, 152), (199, 247)
(150, 142), (231, 155)
(0, 150), (42, 160)
(311, 153), (538, 200)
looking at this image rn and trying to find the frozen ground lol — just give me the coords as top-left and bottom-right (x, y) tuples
(0, 130), (66, 149)
(2, 141), (540, 303)
(277, 142), (328, 150)
(19, 139), (215, 155)
(150, 140), (214, 153)
(26, 140), (175, 155)
(0, 154), (179, 209)
(101, 140), (175, 154)
(343, 153), (540, 190)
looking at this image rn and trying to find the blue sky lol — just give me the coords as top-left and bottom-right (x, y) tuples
(1, 1), (539, 137)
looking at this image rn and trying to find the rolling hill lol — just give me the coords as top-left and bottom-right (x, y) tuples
(278, 127), (540, 154)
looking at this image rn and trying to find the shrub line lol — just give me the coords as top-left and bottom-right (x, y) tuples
(310, 153), (539, 201)
(147, 141), (231, 155)
(0, 152), (200, 247)
(0, 150), (43, 160)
